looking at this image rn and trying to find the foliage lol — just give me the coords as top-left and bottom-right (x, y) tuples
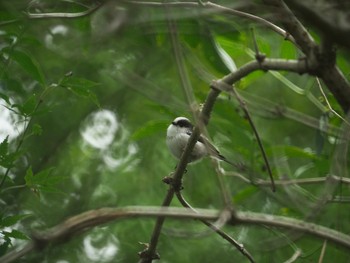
(0, 0), (350, 263)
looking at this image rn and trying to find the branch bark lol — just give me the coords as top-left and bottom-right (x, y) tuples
(2, 206), (350, 263)
(262, 0), (350, 112)
(125, 0), (350, 112)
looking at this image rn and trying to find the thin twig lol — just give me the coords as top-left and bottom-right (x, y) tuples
(211, 80), (276, 192)
(0, 101), (42, 189)
(261, 0), (350, 113)
(226, 172), (350, 186)
(283, 249), (302, 263)
(316, 77), (350, 127)
(26, 2), (104, 19)
(250, 27), (265, 62)
(175, 191), (255, 263)
(212, 159), (235, 208)
(123, 1), (297, 45)
(318, 240), (327, 263)
(233, 85), (275, 191)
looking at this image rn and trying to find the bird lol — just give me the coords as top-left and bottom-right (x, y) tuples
(166, 117), (235, 166)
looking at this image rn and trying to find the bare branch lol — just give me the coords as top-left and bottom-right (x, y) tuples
(316, 77), (350, 127)
(234, 211), (350, 249)
(284, 0), (350, 49)
(175, 192), (255, 263)
(2, 206), (350, 263)
(261, 0), (350, 112)
(283, 249), (302, 263)
(123, 1), (296, 44)
(212, 80), (276, 192)
(318, 240), (327, 263)
(26, 2), (104, 19)
(227, 172), (350, 186)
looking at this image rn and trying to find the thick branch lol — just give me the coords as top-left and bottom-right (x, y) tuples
(215, 58), (308, 89)
(234, 211), (350, 249)
(262, 0), (316, 56)
(2, 206), (350, 263)
(284, 0), (350, 49)
(262, 0), (350, 112)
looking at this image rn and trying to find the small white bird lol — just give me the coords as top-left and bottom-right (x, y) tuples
(166, 117), (235, 166)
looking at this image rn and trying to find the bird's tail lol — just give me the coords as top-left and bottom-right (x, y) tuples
(218, 154), (236, 167)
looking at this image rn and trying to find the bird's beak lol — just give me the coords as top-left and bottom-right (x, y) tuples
(171, 121), (176, 125)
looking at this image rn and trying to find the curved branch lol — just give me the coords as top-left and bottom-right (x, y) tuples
(262, 0), (350, 113)
(2, 206), (350, 263)
(26, 2), (104, 19)
(123, 1), (296, 44)
(234, 211), (350, 249)
(175, 192), (255, 263)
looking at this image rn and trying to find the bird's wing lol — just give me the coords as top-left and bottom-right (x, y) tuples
(199, 135), (236, 166)
(186, 129), (225, 154)
(197, 134), (220, 156)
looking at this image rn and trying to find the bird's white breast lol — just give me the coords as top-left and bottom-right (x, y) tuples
(166, 124), (208, 162)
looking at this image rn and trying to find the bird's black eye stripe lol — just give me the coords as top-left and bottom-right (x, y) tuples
(176, 119), (192, 128)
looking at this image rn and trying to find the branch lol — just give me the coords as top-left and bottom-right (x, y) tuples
(2, 206), (350, 263)
(261, 0), (350, 113)
(139, 12), (197, 262)
(0, 1), (104, 27)
(234, 211), (350, 250)
(175, 192), (255, 263)
(141, 57), (308, 261)
(25, 2), (104, 19)
(123, 1), (296, 44)
(226, 172), (350, 187)
(284, 0), (350, 49)
(212, 79), (276, 192)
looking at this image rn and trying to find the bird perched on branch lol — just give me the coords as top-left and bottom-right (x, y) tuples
(166, 117), (235, 166)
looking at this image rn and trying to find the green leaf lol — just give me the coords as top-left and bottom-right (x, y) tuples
(32, 123), (43, 136)
(13, 94), (38, 117)
(60, 77), (100, 106)
(212, 34), (237, 72)
(1, 214), (30, 227)
(61, 77), (100, 90)
(233, 186), (258, 203)
(0, 136), (9, 158)
(25, 166), (63, 195)
(24, 166), (34, 186)
(22, 95), (37, 116)
(0, 136), (16, 169)
(0, 234), (11, 256)
(4, 229), (29, 240)
(0, 92), (11, 104)
(4, 48), (46, 86)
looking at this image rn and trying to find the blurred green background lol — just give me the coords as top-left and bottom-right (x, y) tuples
(1, 1), (350, 262)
